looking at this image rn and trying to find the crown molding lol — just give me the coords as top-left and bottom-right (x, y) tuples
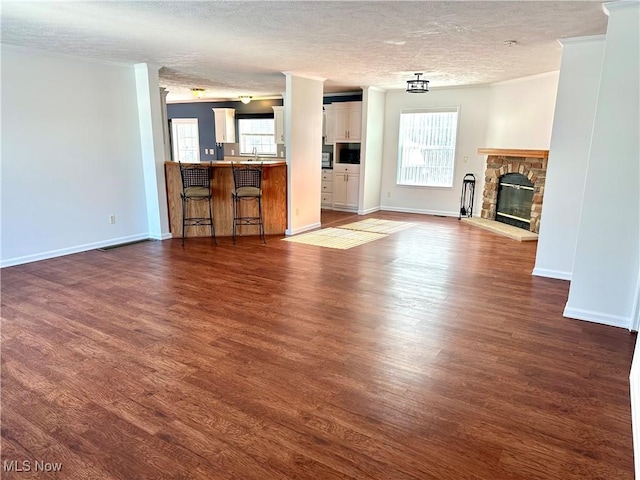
(603, 0), (640, 16)
(282, 71), (326, 82)
(558, 34), (607, 47)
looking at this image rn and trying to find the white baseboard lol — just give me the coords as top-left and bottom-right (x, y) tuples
(532, 267), (572, 281)
(631, 338), (640, 478)
(358, 206), (381, 215)
(286, 222), (321, 236)
(1, 233), (152, 268)
(380, 206), (459, 217)
(563, 306), (630, 329)
(331, 206), (358, 213)
(150, 232), (173, 240)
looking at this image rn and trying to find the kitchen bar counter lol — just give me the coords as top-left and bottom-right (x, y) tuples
(165, 161), (287, 238)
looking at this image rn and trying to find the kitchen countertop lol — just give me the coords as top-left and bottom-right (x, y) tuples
(165, 159), (286, 167)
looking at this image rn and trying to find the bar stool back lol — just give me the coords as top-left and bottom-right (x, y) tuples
(231, 162), (266, 244)
(179, 162), (216, 246)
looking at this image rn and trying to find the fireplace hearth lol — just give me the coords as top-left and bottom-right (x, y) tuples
(477, 149), (548, 233)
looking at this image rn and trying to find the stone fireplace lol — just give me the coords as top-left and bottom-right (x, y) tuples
(477, 149), (548, 233)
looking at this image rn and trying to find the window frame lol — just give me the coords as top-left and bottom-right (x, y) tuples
(396, 107), (460, 189)
(237, 117), (277, 157)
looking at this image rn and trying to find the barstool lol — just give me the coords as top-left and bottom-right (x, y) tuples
(179, 162), (216, 246)
(231, 162), (266, 244)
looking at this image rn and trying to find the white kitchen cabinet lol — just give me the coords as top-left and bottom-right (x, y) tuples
(333, 164), (359, 210)
(347, 103), (362, 141)
(321, 169), (333, 207)
(330, 102), (361, 142)
(324, 108), (336, 145)
(212, 108), (236, 143)
(272, 106), (285, 144)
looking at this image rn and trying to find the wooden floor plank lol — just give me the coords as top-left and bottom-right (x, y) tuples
(1, 211), (636, 479)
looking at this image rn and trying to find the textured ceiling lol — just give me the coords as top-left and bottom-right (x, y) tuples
(1, 1), (608, 102)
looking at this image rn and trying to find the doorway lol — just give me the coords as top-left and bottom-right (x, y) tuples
(171, 118), (200, 162)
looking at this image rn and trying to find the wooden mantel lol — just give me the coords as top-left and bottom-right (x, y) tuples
(477, 148), (549, 159)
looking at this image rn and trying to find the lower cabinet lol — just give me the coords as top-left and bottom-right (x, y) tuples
(332, 164), (359, 210)
(321, 169), (333, 207)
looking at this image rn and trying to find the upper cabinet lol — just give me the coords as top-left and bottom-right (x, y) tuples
(212, 108), (236, 143)
(326, 102), (362, 142)
(272, 106), (285, 145)
(324, 107), (336, 145)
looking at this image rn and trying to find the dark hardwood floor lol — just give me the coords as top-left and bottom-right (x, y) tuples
(1, 211), (636, 479)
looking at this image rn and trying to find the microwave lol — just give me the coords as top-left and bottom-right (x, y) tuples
(321, 152), (332, 168)
(340, 149), (360, 164)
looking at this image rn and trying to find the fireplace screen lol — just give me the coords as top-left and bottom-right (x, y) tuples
(495, 173), (534, 230)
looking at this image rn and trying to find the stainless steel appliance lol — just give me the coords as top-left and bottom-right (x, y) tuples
(322, 152), (332, 168)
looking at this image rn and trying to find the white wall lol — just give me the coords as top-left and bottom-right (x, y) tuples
(485, 71), (559, 149)
(134, 63), (170, 239)
(564, 1), (639, 329)
(533, 36), (606, 281)
(1, 46), (150, 267)
(380, 86), (491, 216)
(359, 87), (385, 214)
(285, 73), (324, 235)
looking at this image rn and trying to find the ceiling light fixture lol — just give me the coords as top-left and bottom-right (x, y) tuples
(406, 73), (429, 93)
(504, 40), (518, 47)
(191, 88), (205, 99)
(239, 96), (252, 104)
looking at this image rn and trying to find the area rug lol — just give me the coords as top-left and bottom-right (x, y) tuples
(282, 227), (387, 250)
(337, 218), (416, 234)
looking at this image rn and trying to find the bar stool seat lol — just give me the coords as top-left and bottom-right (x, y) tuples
(234, 186), (261, 197)
(184, 186), (211, 197)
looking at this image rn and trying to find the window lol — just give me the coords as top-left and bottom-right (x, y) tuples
(238, 118), (277, 156)
(397, 108), (459, 187)
(171, 118), (200, 162)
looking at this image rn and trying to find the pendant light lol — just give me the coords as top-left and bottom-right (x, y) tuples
(191, 88), (205, 98)
(406, 73), (429, 93)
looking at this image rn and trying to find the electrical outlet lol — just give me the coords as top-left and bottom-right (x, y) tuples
(231, 149), (235, 156)
(463, 156), (469, 163)
(295, 208), (299, 216)
(109, 214), (116, 224)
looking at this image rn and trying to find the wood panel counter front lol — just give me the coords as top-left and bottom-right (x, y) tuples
(165, 161), (287, 238)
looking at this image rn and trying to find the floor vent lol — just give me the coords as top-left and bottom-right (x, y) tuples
(97, 239), (154, 251)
